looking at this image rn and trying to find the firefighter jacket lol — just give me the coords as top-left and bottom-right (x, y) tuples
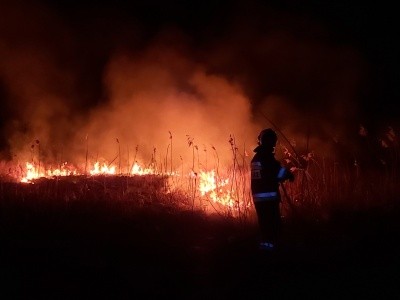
(251, 145), (293, 202)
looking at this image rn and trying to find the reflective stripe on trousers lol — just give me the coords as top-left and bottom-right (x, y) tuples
(252, 192), (278, 202)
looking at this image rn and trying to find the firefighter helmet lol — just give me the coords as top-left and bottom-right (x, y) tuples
(258, 128), (277, 147)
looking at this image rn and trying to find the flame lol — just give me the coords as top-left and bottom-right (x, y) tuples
(90, 162), (116, 175)
(19, 160), (162, 181)
(47, 162), (79, 177)
(20, 162), (45, 183)
(130, 162), (155, 175)
(198, 169), (235, 207)
(20, 161), (79, 182)
(16, 160), (245, 214)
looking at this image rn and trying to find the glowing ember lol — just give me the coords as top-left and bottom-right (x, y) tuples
(46, 162), (79, 177)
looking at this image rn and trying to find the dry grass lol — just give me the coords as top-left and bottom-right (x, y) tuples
(1, 125), (399, 223)
(0, 126), (399, 297)
(0, 172), (399, 298)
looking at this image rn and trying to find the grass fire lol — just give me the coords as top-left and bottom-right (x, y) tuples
(1, 125), (399, 298)
(1, 0), (400, 297)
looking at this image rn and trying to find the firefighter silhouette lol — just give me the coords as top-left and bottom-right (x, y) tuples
(251, 128), (294, 250)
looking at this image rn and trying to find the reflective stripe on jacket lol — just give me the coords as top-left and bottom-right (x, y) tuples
(250, 146), (290, 201)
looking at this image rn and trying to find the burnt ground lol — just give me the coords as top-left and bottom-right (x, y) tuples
(0, 179), (400, 299)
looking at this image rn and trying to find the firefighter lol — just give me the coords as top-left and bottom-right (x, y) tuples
(251, 128), (294, 251)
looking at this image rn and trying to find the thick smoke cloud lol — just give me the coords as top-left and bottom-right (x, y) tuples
(70, 36), (257, 171)
(0, 0), (382, 174)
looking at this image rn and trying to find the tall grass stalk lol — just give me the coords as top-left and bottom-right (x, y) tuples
(36, 140), (40, 177)
(85, 135), (89, 175)
(117, 138), (121, 175)
(130, 145), (139, 173)
(7, 124), (399, 223)
(169, 131), (173, 174)
(127, 145), (130, 175)
(186, 135), (197, 211)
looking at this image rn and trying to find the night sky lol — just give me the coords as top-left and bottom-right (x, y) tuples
(0, 0), (399, 163)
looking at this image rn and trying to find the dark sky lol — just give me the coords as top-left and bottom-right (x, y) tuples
(41, 0), (398, 110)
(0, 0), (399, 160)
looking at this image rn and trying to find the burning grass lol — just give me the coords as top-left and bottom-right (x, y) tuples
(1, 125), (399, 223)
(1, 125), (400, 298)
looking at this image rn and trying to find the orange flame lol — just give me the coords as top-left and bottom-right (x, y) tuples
(131, 162), (155, 175)
(90, 162), (116, 175)
(198, 170), (235, 207)
(17, 160), (246, 214)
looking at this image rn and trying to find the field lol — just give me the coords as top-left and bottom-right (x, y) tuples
(1, 173), (399, 299)
(1, 127), (400, 298)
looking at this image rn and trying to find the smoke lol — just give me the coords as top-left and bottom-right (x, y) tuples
(0, 0), (84, 162)
(0, 0), (374, 172)
(68, 35), (257, 171)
